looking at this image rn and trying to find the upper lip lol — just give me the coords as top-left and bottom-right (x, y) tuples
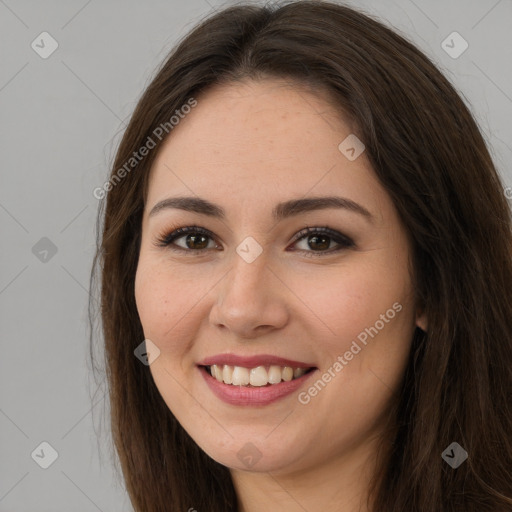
(197, 354), (316, 369)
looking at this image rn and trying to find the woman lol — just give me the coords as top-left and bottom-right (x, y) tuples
(89, 1), (512, 510)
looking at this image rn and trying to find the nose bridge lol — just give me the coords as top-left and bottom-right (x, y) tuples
(210, 241), (288, 336)
(224, 244), (270, 307)
(227, 229), (270, 289)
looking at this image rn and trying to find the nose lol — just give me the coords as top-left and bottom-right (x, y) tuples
(209, 250), (289, 339)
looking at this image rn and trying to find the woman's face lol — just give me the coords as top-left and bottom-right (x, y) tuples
(135, 78), (426, 474)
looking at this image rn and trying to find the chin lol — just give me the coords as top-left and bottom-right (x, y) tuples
(191, 428), (309, 474)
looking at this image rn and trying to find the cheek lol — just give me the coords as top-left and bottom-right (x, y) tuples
(290, 252), (415, 385)
(134, 263), (181, 344)
(134, 265), (190, 407)
(292, 263), (408, 339)
(135, 258), (212, 361)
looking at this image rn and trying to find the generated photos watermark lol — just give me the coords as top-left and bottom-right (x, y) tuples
(298, 301), (403, 405)
(93, 97), (198, 200)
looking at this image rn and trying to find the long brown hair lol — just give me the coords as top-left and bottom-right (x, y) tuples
(89, 1), (512, 510)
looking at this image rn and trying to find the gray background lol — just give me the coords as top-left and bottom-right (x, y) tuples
(1, 0), (511, 510)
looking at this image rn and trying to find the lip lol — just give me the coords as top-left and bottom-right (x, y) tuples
(197, 354), (315, 369)
(198, 365), (318, 406)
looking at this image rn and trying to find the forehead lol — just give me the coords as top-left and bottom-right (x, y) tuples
(159, 78), (353, 160)
(145, 78), (386, 222)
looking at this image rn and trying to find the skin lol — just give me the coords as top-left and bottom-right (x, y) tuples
(134, 78), (427, 512)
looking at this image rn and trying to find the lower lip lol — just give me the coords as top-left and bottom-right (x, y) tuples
(199, 366), (317, 406)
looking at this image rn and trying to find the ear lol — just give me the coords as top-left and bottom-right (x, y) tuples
(415, 306), (428, 332)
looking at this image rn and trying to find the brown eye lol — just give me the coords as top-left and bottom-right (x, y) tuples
(155, 226), (218, 252)
(182, 233), (209, 250)
(291, 226), (355, 256)
(155, 225), (354, 257)
(305, 233), (331, 251)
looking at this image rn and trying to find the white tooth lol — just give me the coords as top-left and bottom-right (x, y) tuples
(282, 366), (293, 382)
(232, 366), (250, 386)
(268, 365), (283, 384)
(222, 365), (234, 384)
(293, 368), (306, 379)
(212, 364), (223, 382)
(249, 366), (268, 387)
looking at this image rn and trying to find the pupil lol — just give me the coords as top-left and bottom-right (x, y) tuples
(309, 234), (330, 250)
(187, 234), (208, 250)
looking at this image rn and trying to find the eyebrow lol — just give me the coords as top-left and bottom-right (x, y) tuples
(148, 195), (373, 222)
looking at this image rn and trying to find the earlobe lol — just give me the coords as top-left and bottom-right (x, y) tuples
(415, 308), (428, 332)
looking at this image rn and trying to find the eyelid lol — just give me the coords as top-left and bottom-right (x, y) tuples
(153, 224), (355, 255)
(291, 226), (354, 248)
(154, 225), (219, 249)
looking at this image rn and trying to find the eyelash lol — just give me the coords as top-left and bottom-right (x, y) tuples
(153, 225), (355, 258)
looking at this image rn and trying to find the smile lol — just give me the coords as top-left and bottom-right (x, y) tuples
(205, 364), (313, 387)
(198, 363), (318, 406)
